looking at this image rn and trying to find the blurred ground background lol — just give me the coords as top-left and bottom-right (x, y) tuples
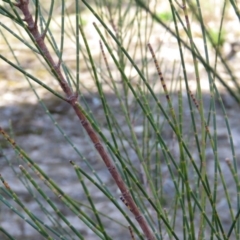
(1, 0), (240, 239)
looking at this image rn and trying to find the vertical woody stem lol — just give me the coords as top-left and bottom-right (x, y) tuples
(14, 1), (155, 239)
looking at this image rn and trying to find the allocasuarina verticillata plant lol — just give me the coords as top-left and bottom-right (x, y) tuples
(1, 0), (155, 239)
(1, 0), (240, 239)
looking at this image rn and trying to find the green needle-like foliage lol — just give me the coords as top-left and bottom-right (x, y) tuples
(0, 0), (240, 239)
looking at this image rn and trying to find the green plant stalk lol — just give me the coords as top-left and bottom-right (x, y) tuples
(0, 188), (68, 240)
(2, 145), (101, 239)
(191, 0), (220, 239)
(0, 25), (127, 231)
(203, 1), (235, 238)
(16, 150), (111, 239)
(1, 130), (143, 239)
(0, 226), (15, 240)
(181, 1), (207, 238)
(0, 143), (73, 240)
(216, 0), (238, 229)
(167, 0), (204, 174)
(136, 86), (174, 239)
(73, 102), (155, 240)
(1, 138), (72, 238)
(166, 0), (196, 239)
(229, 0), (240, 32)
(215, 88), (240, 238)
(189, 83), (234, 239)
(99, 39), (163, 232)
(190, 93), (232, 240)
(9, 1), (155, 239)
(76, 22), (155, 239)
(0, 7), (69, 86)
(116, 5), (129, 112)
(18, 165), (85, 240)
(0, 22), (39, 53)
(82, 2), (207, 205)
(42, 0), (54, 38)
(69, 161), (144, 240)
(100, 10), (231, 236)
(147, 42), (194, 239)
(89, 6), (207, 211)
(1, 1), (236, 238)
(99, 40), (136, 163)
(0, 175), (53, 239)
(58, 0), (65, 67)
(177, 84), (187, 240)
(135, 66), (184, 240)
(72, 164), (109, 239)
(7, 2), (146, 232)
(136, 5), (155, 175)
(99, 40), (145, 208)
(0, 54), (66, 101)
(183, 1), (240, 95)
(75, 0), (80, 95)
(14, 80), (146, 239)
(0, 0), (144, 237)
(168, 1), (226, 237)
(189, 1), (238, 238)
(134, 0), (240, 104)
(77, 102), (183, 239)
(2, 27), (108, 235)
(226, 159), (240, 238)
(187, 90), (231, 239)
(91, 19), (225, 239)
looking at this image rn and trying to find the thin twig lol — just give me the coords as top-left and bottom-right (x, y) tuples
(14, 1), (155, 239)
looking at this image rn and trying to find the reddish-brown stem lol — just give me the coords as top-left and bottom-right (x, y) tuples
(15, 0), (73, 98)
(72, 102), (155, 239)
(15, 1), (155, 239)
